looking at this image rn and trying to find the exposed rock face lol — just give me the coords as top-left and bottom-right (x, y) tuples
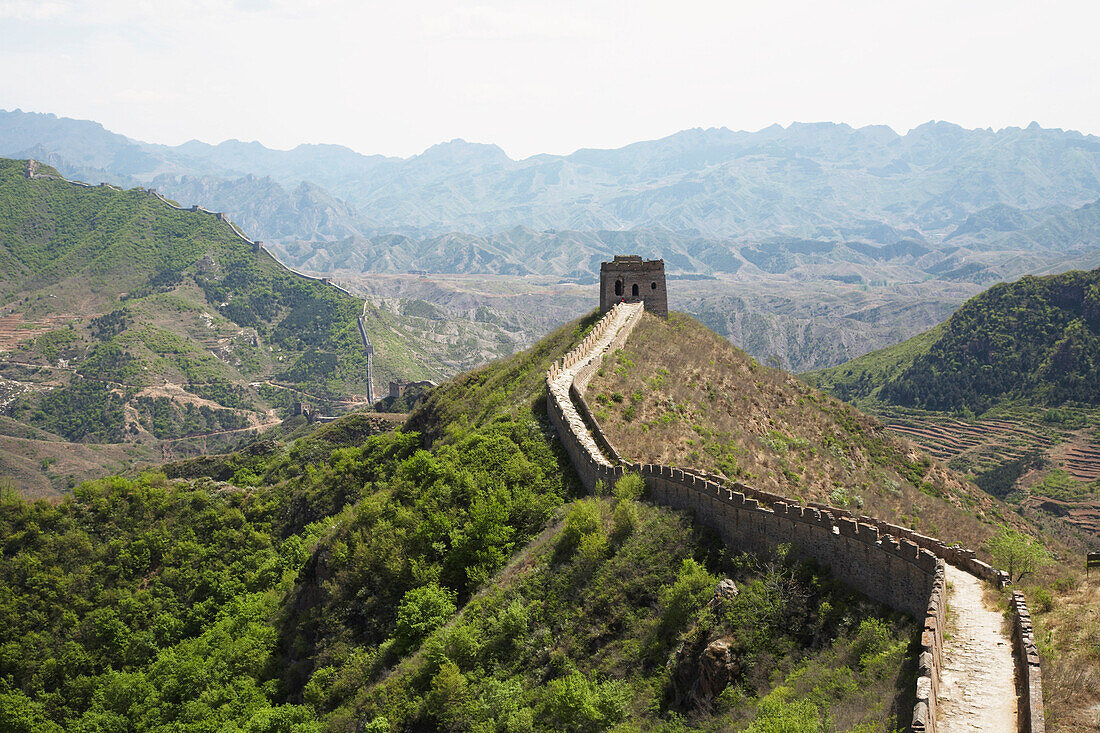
(668, 633), (742, 710)
(665, 580), (741, 710)
(697, 637), (739, 701)
(712, 578), (739, 603)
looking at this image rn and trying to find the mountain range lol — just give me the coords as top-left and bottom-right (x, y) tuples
(6, 109), (1100, 377)
(6, 108), (1100, 263)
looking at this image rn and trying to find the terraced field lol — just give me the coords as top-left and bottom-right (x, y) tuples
(1062, 444), (1100, 481)
(0, 311), (78, 351)
(878, 406), (1100, 483)
(875, 406), (1100, 534)
(880, 408), (1063, 473)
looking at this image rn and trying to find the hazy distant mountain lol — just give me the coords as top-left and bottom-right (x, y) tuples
(266, 199), (1100, 287)
(149, 173), (367, 243)
(4, 109), (1100, 245)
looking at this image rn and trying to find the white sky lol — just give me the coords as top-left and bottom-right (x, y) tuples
(1, 0), (1098, 159)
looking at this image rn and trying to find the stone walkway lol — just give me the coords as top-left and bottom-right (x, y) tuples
(937, 564), (1017, 731)
(548, 302), (643, 467)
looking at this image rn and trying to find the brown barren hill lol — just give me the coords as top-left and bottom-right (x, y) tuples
(587, 312), (1010, 547)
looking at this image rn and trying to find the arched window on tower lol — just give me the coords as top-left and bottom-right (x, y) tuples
(615, 279), (623, 296)
(631, 283), (639, 296)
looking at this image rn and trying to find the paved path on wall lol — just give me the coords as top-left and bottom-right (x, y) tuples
(937, 564), (1017, 732)
(548, 302), (643, 467)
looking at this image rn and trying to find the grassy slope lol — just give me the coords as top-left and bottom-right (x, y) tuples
(335, 497), (917, 733)
(589, 312), (1008, 548)
(404, 310), (603, 444)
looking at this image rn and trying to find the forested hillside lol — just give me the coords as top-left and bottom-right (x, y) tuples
(0, 315), (922, 733)
(0, 158), (435, 495)
(810, 268), (1100, 411)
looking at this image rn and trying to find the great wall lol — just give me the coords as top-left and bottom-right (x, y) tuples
(25, 160), (1048, 729)
(546, 301), (1046, 733)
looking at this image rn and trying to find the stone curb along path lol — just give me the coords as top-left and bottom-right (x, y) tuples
(546, 303), (1032, 733)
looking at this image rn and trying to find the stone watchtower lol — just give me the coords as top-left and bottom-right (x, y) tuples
(599, 255), (668, 318)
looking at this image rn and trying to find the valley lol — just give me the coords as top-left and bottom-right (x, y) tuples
(338, 270), (984, 372)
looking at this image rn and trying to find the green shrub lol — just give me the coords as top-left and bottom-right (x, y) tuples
(537, 672), (629, 733)
(393, 584), (457, 653)
(424, 661), (471, 730)
(1030, 587), (1054, 613)
(611, 500), (639, 541)
(986, 525), (1052, 583)
(745, 686), (822, 733)
(558, 500), (604, 559)
(657, 559), (714, 636)
(613, 473), (646, 501)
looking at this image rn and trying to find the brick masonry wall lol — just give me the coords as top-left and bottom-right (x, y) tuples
(1011, 592), (1046, 733)
(545, 304), (1043, 733)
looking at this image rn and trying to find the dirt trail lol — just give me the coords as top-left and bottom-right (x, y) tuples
(937, 564), (1017, 731)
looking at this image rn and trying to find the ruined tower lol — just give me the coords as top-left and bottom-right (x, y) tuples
(599, 255), (668, 318)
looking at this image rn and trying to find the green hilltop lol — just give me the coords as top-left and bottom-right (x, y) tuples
(807, 267), (1100, 412)
(0, 313), (924, 733)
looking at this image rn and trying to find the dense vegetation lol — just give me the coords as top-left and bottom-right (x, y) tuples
(15, 379), (131, 442)
(811, 268), (1100, 412)
(133, 396), (250, 439)
(337, 485), (916, 733)
(0, 313), (919, 732)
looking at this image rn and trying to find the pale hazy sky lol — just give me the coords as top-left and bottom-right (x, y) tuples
(1, 0), (1098, 159)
